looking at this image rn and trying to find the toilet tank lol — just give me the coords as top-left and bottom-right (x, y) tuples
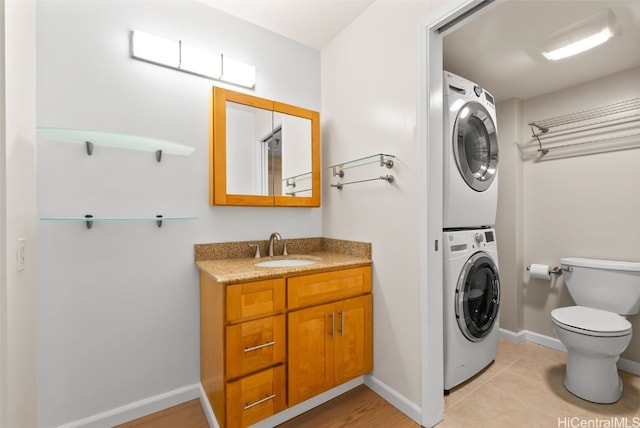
(561, 257), (640, 315)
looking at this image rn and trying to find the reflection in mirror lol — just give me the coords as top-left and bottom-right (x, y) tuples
(210, 86), (320, 207)
(226, 101), (273, 195)
(279, 113), (312, 196)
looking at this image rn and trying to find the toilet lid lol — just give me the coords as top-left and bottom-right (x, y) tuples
(551, 306), (632, 337)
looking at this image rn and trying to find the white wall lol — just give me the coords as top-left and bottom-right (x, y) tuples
(2, 0), (38, 426)
(36, 1), (320, 426)
(495, 98), (524, 333)
(321, 0), (467, 417)
(495, 67), (640, 359)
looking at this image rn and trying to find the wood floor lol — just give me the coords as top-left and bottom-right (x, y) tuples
(114, 399), (209, 428)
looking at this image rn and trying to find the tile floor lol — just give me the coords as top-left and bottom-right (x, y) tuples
(438, 340), (640, 427)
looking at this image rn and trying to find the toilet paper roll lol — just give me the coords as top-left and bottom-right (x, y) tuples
(529, 264), (551, 280)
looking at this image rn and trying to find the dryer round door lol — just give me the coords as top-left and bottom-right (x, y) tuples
(453, 101), (498, 192)
(455, 251), (500, 342)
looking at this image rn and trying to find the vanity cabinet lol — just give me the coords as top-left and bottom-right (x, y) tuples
(200, 265), (372, 428)
(200, 276), (287, 428)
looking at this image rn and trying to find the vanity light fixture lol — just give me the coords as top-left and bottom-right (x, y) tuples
(131, 30), (180, 68)
(220, 55), (256, 89)
(180, 44), (222, 79)
(130, 30), (256, 88)
(541, 9), (621, 61)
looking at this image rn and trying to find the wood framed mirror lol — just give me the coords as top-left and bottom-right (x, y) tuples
(210, 87), (320, 207)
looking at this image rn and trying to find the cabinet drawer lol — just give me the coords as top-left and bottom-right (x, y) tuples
(226, 278), (286, 322)
(226, 314), (285, 379)
(226, 365), (286, 428)
(288, 266), (371, 309)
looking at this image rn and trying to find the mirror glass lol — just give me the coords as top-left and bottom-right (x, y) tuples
(225, 101), (273, 195)
(276, 112), (312, 197)
(211, 87), (319, 207)
(225, 104), (312, 197)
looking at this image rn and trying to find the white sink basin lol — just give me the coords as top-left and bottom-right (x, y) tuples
(255, 259), (318, 268)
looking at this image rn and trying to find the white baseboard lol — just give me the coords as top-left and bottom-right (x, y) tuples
(500, 328), (640, 376)
(498, 328), (526, 344)
(618, 357), (640, 375)
(198, 383), (219, 428)
(364, 374), (422, 424)
(523, 329), (567, 352)
(56, 384), (201, 428)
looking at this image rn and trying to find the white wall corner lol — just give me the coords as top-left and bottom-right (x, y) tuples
(364, 374), (422, 424)
(498, 328), (526, 344)
(56, 384), (201, 428)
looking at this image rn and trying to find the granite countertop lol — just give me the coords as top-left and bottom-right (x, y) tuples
(194, 237), (372, 284)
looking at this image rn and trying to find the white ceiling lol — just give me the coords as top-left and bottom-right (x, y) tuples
(199, 0), (374, 50)
(444, 0), (640, 102)
(200, 0), (640, 102)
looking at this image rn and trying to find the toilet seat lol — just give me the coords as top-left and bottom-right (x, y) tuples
(551, 306), (631, 337)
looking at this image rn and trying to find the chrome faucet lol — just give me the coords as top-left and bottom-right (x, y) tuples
(268, 232), (282, 257)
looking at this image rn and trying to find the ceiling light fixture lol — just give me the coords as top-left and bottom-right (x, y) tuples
(130, 30), (256, 88)
(541, 9), (621, 61)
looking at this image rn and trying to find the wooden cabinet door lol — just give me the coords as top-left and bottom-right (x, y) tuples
(335, 295), (373, 385)
(287, 302), (336, 406)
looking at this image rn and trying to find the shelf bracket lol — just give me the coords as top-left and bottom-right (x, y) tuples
(156, 215), (163, 228)
(332, 167), (345, 178)
(529, 124), (549, 155)
(84, 214), (93, 229)
(85, 141), (94, 156)
(155, 150), (162, 163)
(379, 154), (394, 168)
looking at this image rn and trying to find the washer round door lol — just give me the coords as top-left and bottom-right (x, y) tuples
(453, 101), (498, 192)
(455, 252), (500, 342)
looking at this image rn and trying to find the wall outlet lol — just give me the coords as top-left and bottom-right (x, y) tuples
(17, 238), (26, 271)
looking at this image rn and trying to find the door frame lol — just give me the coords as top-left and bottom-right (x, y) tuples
(420, 1), (498, 426)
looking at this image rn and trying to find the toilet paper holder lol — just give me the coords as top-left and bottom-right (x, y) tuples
(525, 265), (572, 274)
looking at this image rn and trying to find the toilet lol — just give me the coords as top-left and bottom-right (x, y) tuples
(551, 257), (640, 404)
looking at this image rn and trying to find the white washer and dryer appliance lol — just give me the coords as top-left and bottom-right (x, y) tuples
(443, 228), (500, 392)
(443, 71), (499, 230)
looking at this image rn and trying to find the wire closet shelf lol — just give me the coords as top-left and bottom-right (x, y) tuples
(526, 97), (640, 161)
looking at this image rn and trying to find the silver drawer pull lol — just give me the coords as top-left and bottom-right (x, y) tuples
(244, 393), (275, 410)
(243, 341), (276, 353)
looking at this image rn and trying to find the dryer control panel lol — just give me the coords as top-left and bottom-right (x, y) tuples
(444, 228), (497, 256)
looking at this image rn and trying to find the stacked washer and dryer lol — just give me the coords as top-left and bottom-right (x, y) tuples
(442, 71), (501, 393)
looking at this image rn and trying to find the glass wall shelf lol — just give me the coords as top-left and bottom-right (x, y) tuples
(40, 215), (196, 229)
(327, 153), (395, 174)
(327, 153), (395, 190)
(37, 128), (195, 161)
(282, 171), (312, 182)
